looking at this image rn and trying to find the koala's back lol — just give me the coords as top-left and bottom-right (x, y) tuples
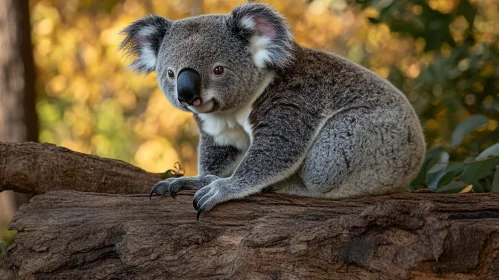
(253, 44), (426, 197)
(258, 44), (414, 112)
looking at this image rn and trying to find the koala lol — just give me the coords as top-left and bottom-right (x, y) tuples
(120, 3), (426, 219)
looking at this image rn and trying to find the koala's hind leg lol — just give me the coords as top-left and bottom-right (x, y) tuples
(298, 110), (362, 198)
(299, 108), (417, 199)
(266, 173), (310, 196)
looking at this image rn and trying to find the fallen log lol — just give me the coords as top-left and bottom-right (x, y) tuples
(2, 191), (499, 279)
(0, 142), (164, 195)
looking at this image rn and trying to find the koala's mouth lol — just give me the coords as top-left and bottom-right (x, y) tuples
(188, 99), (215, 114)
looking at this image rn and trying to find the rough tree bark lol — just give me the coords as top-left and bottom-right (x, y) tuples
(1, 142), (499, 279)
(0, 142), (164, 195)
(1, 191), (499, 280)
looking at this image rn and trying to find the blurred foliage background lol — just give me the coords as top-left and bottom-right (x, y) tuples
(28, 0), (499, 180)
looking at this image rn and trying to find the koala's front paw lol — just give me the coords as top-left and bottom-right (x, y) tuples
(150, 178), (178, 199)
(150, 175), (220, 200)
(193, 178), (242, 220)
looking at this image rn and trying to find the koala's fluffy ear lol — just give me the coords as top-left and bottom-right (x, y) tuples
(119, 15), (170, 74)
(231, 3), (294, 69)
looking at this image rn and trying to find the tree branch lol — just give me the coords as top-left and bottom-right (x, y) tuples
(0, 142), (163, 195)
(2, 191), (499, 279)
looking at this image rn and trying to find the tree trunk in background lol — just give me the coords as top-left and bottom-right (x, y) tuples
(190, 0), (203, 16)
(0, 0), (37, 230)
(0, 0), (38, 141)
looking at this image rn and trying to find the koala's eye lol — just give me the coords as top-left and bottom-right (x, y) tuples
(168, 70), (174, 78)
(213, 66), (224, 76)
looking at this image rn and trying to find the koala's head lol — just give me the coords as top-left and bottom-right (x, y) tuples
(119, 3), (293, 114)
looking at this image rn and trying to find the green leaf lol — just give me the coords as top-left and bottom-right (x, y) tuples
(437, 181), (468, 193)
(425, 147), (445, 172)
(410, 146), (444, 188)
(471, 180), (486, 193)
(428, 151), (449, 173)
(451, 115), (488, 146)
(428, 168), (446, 190)
(492, 168), (499, 193)
(445, 162), (465, 174)
(476, 143), (499, 160)
(437, 170), (457, 188)
(460, 156), (499, 184)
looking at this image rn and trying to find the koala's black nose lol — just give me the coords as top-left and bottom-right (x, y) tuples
(177, 68), (201, 106)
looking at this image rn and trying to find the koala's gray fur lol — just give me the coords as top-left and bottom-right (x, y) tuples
(120, 3), (426, 217)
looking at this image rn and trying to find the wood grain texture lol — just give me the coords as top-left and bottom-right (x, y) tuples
(2, 191), (499, 279)
(0, 142), (164, 195)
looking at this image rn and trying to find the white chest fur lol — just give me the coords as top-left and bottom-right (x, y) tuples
(198, 73), (274, 151)
(198, 108), (252, 150)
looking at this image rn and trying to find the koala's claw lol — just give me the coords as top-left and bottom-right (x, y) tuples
(193, 186), (209, 211)
(149, 186), (157, 200)
(194, 195), (210, 220)
(193, 179), (235, 220)
(149, 180), (174, 200)
(150, 176), (217, 202)
(169, 189), (176, 199)
(195, 200), (207, 221)
(193, 188), (210, 220)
